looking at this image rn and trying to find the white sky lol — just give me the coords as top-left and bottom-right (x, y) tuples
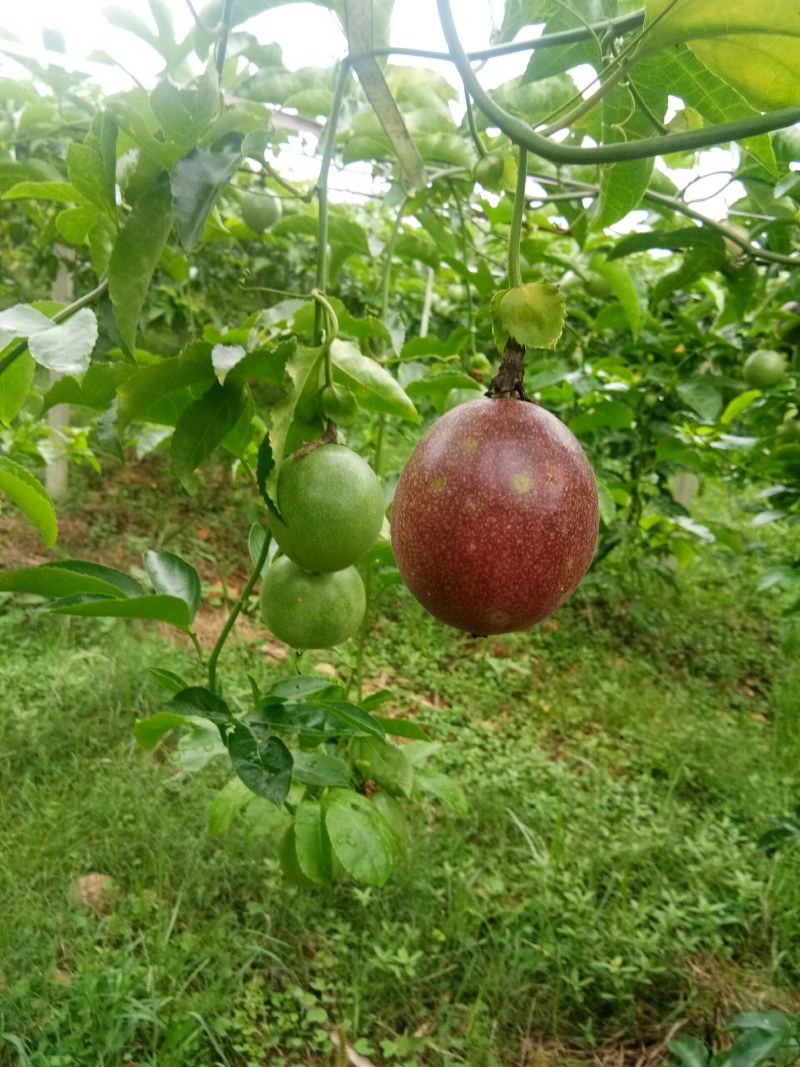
(0, 1), (515, 84)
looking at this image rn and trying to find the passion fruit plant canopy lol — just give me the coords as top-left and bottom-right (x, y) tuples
(0, 0), (798, 887)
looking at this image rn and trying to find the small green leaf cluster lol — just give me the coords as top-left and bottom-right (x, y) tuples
(136, 676), (464, 887)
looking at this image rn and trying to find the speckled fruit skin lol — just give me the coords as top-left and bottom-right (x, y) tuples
(390, 397), (599, 635)
(271, 444), (385, 573)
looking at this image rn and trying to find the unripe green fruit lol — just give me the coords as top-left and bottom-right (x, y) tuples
(474, 153), (506, 191)
(241, 190), (282, 233)
(271, 443), (385, 572)
(260, 557), (366, 649)
(778, 418), (800, 442)
(320, 383), (358, 426)
(743, 349), (787, 389)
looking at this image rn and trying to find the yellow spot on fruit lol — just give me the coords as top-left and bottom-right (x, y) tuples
(511, 473), (533, 493)
(464, 496), (478, 512)
(429, 476), (446, 495)
(462, 437), (479, 455)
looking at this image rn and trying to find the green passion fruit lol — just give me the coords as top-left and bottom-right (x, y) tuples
(260, 557), (366, 649)
(390, 397), (599, 635)
(241, 189), (282, 233)
(743, 349), (787, 389)
(270, 443), (385, 573)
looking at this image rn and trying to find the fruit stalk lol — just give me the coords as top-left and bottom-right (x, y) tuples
(208, 530), (273, 694)
(489, 338), (529, 400)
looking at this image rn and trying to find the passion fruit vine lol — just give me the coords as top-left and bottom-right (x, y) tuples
(391, 393), (599, 636)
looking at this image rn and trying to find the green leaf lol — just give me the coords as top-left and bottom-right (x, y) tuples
(172, 142), (243, 251)
(642, 0), (800, 109)
(0, 559), (143, 598)
(588, 255), (642, 338)
(413, 766), (468, 816)
(570, 400), (636, 436)
(147, 666), (192, 692)
(264, 339), (325, 493)
(248, 523), (270, 575)
(331, 339), (419, 423)
(324, 788), (395, 886)
(691, 36), (800, 109)
(171, 687), (236, 725)
(48, 593), (193, 630)
(291, 750), (352, 788)
(171, 381), (247, 478)
(208, 777), (256, 836)
(0, 458), (58, 547)
(634, 48), (776, 172)
(371, 793), (410, 857)
(43, 363), (133, 413)
(372, 716), (430, 741)
(721, 389), (760, 424)
(134, 711), (189, 750)
(608, 226), (725, 260)
(116, 342), (215, 429)
(352, 736), (414, 797)
(521, 4), (602, 82)
(67, 142), (116, 220)
(248, 700), (384, 739)
(0, 351), (35, 424)
(495, 283), (566, 351)
(227, 726), (293, 806)
(109, 175), (174, 356)
(144, 550), (201, 619)
(726, 1027), (787, 1067)
(596, 477), (617, 526)
(2, 181), (87, 204)
(667, 1035), (710, 1067)
(594, 83), (655, 230)
(676, 377), (724, 422)
(293, 800), (335, 883)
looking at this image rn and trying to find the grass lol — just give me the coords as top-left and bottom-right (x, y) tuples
(0, 467), (799, 1066)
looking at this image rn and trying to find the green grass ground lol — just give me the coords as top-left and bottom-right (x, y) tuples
(1, 467), (799, 1066)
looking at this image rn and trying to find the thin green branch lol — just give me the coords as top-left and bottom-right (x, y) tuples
(379, 196), (409, 320)
(628, 80), (668, 135)
(208, 530), (273, 695)
(508, 147), (528, 288)
(451, 187), (477, 356)
(369, 9), (646, 63)
(529, 173), (800, 267)
(0, 276), (109, 380)
(537, 60), (629, 137)
(464, 91), (485, 158)
(215, 0), (236, 76)
(314, 59), (350, 346)
(435, 0), (800, 165)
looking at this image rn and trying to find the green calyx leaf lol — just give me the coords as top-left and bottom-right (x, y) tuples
(491, 282), (566, 353)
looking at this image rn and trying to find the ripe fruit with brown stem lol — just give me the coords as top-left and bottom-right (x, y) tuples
(391, 341), (599, 635)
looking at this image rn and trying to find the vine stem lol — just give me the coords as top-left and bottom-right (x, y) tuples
(314, 60), (350, 347)
(464, 91), (485, 158)
(435, 0), (800, 165)
(529, 173), (800, 268)
(508, 146), (528, 288)
(207, 530), (273, 695)
(379, 195), (409, 315)
(0, 276), (109, 379)
(311, 289), (340, 387)
(215, 0), (236, 76)
(370, 10), (646, 63)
